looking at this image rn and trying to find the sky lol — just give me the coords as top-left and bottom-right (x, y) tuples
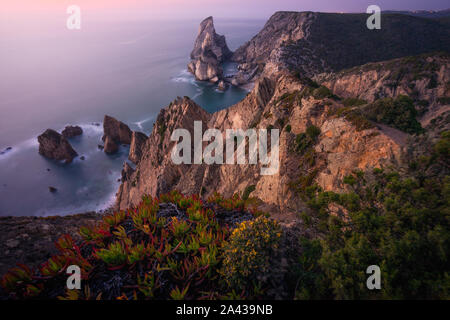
(2, 0), (449, 20)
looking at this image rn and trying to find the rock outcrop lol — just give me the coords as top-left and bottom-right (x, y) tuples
(129, 131), (148, 164)
(0, 213), (101, 276)
(231, 11), (450, 86)
(188, 17), (232, 83)
(61, 125), (83, 138)
(116, 53), (450, 218)
(38, 129), (78, 163)
(102, 115), (132, 154)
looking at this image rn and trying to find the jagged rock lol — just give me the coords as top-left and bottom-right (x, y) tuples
(217, 80), (228, 91)
(38, 129), (78, 163)
(102, 115), (132, 144)
(254, 77), (275, 107)
(102, 115), (132, 154)
(104, 136), (118, 154)
(188, 17), (232, 82)
(116, 53), (450, 217)
(61, 125), (83, 138)
(121, 162), (135, 182)
(129, 131), (148, 164)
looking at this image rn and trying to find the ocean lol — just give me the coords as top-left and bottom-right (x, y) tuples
(0, 17), (265, 216)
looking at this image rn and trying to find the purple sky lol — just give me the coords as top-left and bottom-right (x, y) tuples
(3, 0), (449, 20)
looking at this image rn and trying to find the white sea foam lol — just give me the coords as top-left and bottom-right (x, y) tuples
(134, 116), (155, 131)
(0, 136), (39, 161)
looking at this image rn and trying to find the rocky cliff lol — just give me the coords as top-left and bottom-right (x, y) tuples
(116, 52), (449, 218)
(188, 17), (232, 82)
(231, 11), (450, 85)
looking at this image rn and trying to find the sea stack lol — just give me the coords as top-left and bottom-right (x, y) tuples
(102, 115), (132, 154)
(188, 16), (232, 83)
(38, 129), (78, 163)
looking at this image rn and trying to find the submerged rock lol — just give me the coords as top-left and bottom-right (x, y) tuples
(0, 147), (12, 155)
(188, 17), (232, 82)
(38, 129), (78, 163)
(129, 131), (148, 164)
(48, 186), (57, 193)
(102, 115), (132, 154)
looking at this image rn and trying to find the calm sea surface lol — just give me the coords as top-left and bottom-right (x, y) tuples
(0, 17), (265, 216)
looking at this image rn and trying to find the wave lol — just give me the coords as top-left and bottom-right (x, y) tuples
(133, 116), (155, 131)
(0, 123), (104, 162)
(171, 69), (197, 85)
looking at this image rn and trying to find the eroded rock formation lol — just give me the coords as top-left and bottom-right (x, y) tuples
(188, 17), (232, 83)
(38, 129), (78, 163)
(102, 115), (132, 154)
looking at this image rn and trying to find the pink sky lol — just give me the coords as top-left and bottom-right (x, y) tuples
(3, 0), (449, 20)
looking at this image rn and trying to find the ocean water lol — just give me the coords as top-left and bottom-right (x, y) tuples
(0, 17), (265, 216)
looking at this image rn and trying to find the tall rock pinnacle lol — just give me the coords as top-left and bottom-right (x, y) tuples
(188, 17), (232, 83)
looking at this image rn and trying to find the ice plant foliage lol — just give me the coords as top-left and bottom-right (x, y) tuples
(1, 191), (280, 300)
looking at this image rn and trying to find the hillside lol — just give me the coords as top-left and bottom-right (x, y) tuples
(1, 11), (449, 300)
(116, 52), (449, 220)
(230, 11), (450, 84)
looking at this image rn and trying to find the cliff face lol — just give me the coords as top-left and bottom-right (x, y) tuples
(231, 11), (450, 85)
(188, 17), (232, 82)
(116, 52), (449, 217)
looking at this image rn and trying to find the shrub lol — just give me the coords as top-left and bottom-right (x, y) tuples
(342, 97), (367, 107)
(434, 131), (450, 158)
(363, 95), (424, 134)
(242, 185), (256, 201)
(220, 217), (282, 291)
(285, 124), (292, 132)
(1, 191), (276, 300)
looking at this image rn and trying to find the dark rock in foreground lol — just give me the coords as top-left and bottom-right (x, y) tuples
(102, 115), (132, 154)
(61, 125), (83, 138)
(37, 129), (78, 163)
(0, 213), (102, 276)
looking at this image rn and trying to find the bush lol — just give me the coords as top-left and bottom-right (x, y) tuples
(220, 217), (282, 291)
(1, 191), (280, 300)
(342, 97), (367, 107)
(363, 95), (424, 134)
(293, 125), (321, 154)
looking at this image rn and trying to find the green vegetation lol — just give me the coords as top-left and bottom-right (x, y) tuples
(293, 125), (321, 154)
(242, 185), (256, 201)
(292, 134), (450, 299)
(221, 217), (282, 291)
(437, 96), (450, 105)
(363, 95), (424, 134)
(1, 191), (279, 300)
(328, 107), (375, 131)
(342, 97), (367, 107)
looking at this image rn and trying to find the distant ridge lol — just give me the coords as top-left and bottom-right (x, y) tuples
(382, 9), (450, 19)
